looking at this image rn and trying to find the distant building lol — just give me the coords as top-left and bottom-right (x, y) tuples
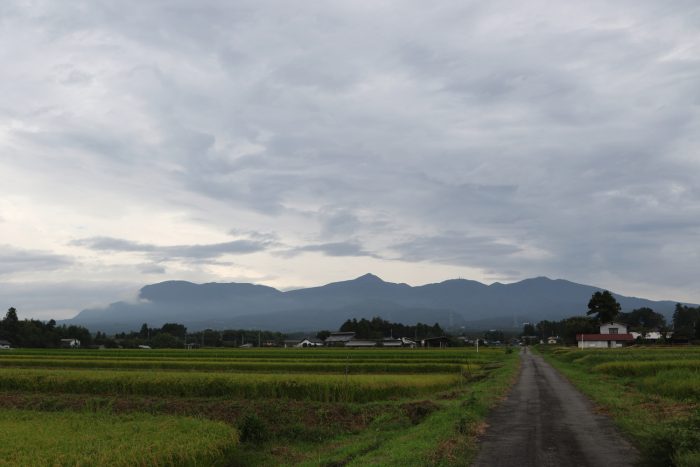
(0, 339), (11, 349)
(400, 337), (417, 348)
(630, 331), (671, 341)
(382, 338), (403, 347)
(421, 336), (449, 348)
(576, 322), (634, 348)
(325, 332), (356, 347)
(60, 338), (81, 349)
(294, 337), (324, 348)
(345, 340), (377, 348)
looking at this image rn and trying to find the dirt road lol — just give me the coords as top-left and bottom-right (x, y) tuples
(472, 348), (638, 467)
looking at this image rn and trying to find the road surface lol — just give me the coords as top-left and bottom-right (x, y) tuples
(472, 348), (639, 467)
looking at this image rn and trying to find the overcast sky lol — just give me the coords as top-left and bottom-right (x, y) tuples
(1, 1), (699, 319)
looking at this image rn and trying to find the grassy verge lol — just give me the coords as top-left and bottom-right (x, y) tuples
(537, 346), (700, 467)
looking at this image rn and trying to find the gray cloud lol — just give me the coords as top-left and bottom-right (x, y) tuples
(392, 235), (523, 266)
(287, 241), (380, 259)
(71, 237), (272, 260)
(0, 246), (73, 276)
(1, 0), (699, 310)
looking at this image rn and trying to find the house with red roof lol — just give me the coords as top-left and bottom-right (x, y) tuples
(576, 322), (634, 349)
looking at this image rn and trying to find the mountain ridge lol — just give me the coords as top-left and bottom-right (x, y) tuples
(61, 274), (693, 333)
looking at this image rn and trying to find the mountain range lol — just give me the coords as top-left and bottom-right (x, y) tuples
(61, 274), (692, 333)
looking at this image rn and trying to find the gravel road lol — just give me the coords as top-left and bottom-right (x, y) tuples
(472, 348), (639, 467)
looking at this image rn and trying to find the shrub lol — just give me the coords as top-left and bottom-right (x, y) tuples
(239, 414), (269, 444)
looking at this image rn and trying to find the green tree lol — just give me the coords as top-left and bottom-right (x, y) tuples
(672, 304), (699, 339)
(151, 332), (181, 348)
(561, 316), (598, 344)
(160, 323), (186, 340)
(587, 291), (621, 323)
(618, 307), (666, 332)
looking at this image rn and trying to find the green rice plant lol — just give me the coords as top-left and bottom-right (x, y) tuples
(0, 408), (237, 466)
(0, 357), (478, 374)
(592, 360), (700, 377)
(0, 368), (460, 402)
(7, 347), (503, 362)
(637, 369), (700, 401)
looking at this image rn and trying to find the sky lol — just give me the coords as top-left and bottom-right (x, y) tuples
(1, 0), (699, 320)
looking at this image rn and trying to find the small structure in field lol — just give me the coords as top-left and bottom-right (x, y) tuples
(0, 339), (11, 349)
(547, 336), (560, 345)
(576, 322), (634, 348)
(60, 338), (81, 349)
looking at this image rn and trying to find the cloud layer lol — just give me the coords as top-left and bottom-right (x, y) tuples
(1, 0), (699, 318)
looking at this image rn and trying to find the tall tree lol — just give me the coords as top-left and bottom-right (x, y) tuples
(587, 291), (621, 323)
(672, 304), (699, 339)
(618, 307), (666, 331)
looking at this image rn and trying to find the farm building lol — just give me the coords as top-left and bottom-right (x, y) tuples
(421, 336), (449, 348)
(0, 339), (11, 349)
(629, 331), (672, 341)
(382, 338), (403, 347)
(294, 337), (324, 348)
(381, 337), (416, 347)
(576, 322), (634, 348)
(60, 338), (81, 349)
(325, 332), (356, 347)
(345, 340), (377, 348)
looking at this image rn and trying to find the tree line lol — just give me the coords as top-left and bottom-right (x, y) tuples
(0, 307), (92, 348)
(338, 316), (444, 340)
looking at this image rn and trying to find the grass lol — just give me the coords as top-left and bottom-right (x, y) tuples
(0, 408), (237, 466)
(538, 346), (700, 467)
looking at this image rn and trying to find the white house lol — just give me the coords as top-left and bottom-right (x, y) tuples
(577, 322), (634, 348)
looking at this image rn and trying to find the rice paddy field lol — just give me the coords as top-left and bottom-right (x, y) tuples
(0, 347), (518, 466)
(540, 346), (700, 467)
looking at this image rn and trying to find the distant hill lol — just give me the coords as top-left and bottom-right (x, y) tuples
(61, 274), (692, 333)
